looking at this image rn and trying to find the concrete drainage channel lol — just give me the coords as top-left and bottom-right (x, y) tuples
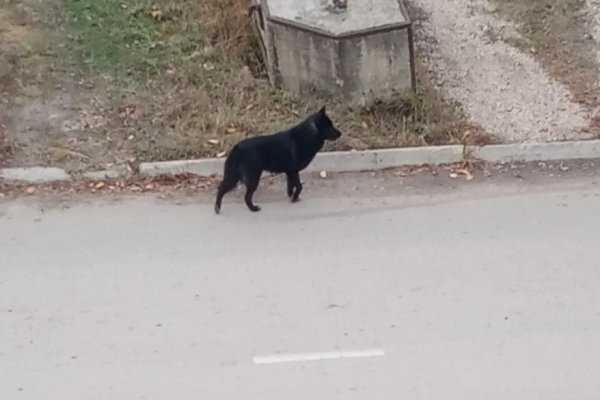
(2, 141), (600, 184)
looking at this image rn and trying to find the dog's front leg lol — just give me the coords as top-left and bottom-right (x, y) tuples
(288, 171), (302, 202)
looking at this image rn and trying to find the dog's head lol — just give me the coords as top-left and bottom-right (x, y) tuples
(314, 106), (342, 141)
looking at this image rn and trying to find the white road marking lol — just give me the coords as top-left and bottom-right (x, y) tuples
(252, 349), (385, 364)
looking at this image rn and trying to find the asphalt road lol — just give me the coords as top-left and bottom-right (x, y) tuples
(2, 167), (600, 399)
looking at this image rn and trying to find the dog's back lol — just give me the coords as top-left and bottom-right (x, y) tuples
(234, 132), (297, 174)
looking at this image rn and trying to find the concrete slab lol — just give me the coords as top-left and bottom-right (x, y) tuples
(139, 157), (224, 177)
(267, 0), (408, 36)
(82, 168), (128, 181)
(138, 140), (600, 178)
(0, 167), (70, 183)
(471, 140), (600, 163)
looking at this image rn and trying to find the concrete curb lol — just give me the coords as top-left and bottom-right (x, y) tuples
(2, 140), (600, 183)
(138, 145), (468, 177)
(0, 167), (71, 183)
(139, 140), (600, 177)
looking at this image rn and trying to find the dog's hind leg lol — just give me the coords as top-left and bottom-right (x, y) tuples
(288, 171), (302, 202)
(241, 167), (262, 212)
(214, 171), (240, 214)
(286, 173), (295, 199)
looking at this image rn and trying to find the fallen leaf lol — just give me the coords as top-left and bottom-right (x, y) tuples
(207, 139), (219, 145)
(216, 151), (227, 158)
(449, 173), (458, 179)
(25, 186), (36, 195)
(202, 62), (215, 71)
(94, 181), (105, 189)
(145, 183), (155, 190)
(455, 168), (474, 181)
(319, 170), (327, 179)
(149, 7), (163, 20)
(225, 127), (238, 134)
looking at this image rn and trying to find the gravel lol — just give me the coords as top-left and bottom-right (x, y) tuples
(588, 0), (600, 65)
(411, 0), (592, 143)
(585, 0), (600, 122)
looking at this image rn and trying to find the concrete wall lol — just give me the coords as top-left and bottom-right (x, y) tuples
(340, 29), (412, 101)
(265, 22), (412, 103)
(268, 24), (340, 94)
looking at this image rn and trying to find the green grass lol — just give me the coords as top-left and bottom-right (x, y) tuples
(64, 0), (208, 83)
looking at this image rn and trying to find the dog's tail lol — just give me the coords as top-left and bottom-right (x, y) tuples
(214, 145), (242, 214)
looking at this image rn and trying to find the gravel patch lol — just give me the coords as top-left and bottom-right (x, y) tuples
(411, 0), (591, 143)
(588, 0), (600, 65)
(586, 0), (600, 122)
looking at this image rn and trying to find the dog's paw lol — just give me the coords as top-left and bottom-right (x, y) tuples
(214, 204), (221, 214)
(249, 205), (261, 212)
(291, 197), (301, 203)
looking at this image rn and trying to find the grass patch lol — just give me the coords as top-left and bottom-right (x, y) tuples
(491, 0), (600, 113)
(63, 0), (260, 84)
(65, 0), (166, 80)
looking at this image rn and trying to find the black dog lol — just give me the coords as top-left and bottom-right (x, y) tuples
(214, 106), (342, 213)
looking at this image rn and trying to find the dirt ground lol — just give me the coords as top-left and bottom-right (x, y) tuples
(1, 0), (472, 174)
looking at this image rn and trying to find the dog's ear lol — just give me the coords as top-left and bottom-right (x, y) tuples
(318, 106), (326, 116)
